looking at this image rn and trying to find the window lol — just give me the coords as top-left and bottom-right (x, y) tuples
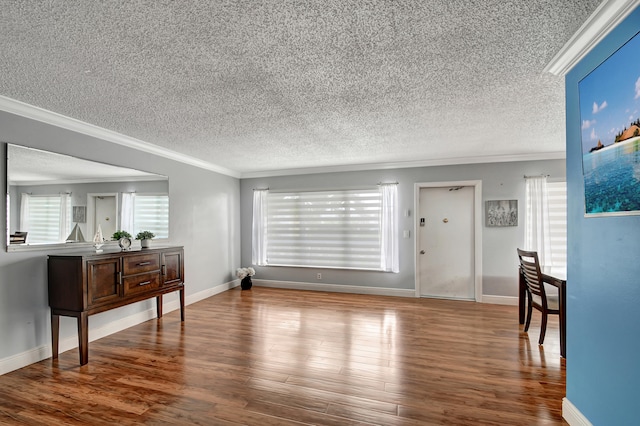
(20, 193), (71, 244)
(133, 194), (169, 238)
(253, 185), (398, 272)
(524, 177), (566, 268)
(546, 181), (567, 268)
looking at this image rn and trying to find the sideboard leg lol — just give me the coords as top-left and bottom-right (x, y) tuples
(179, 288), (185, 322)
(77, 312), (89, 365)
(51, 312), (60, 360)
(156, 295), (163, 318)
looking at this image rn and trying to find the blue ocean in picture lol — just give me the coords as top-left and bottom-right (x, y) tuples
(583, 137), (640, 214)
(578, 27), (640, 215)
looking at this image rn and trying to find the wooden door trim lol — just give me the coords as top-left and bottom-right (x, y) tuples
(413, 180), (483, 301)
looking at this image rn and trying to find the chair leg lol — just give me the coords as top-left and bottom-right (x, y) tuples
(539, 311), (548, 345)
(524, 293), (533, 332)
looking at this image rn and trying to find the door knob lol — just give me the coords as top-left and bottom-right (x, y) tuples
(420, 250), (425, 254)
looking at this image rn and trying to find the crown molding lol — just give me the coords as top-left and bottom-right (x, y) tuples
(239, 151), (566, 178)
(0, 95), (241, 178)
(10, 175), (166, 187)
(544, 0), (640, 76)
(0, 95), (566, 180)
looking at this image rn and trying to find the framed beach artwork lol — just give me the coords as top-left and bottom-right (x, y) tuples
(579, 30), (640, 216)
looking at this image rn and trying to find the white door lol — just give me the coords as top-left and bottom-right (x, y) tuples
(95, 196), (117, 239)
(418, 186), (475, 299)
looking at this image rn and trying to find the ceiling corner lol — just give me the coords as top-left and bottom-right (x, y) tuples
(544, 0), (640, 76)
(0, 95), (241, 179)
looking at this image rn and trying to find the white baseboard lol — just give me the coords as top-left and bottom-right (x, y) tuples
(481, 295), (518, 306)
(0, 345), (52, 377)
(186, 280), (240, 305)
(253, 279), (416, 298)
(563, 398), (593, 426)
(255, 280), (521, 302)
(0, 280), (238, 376)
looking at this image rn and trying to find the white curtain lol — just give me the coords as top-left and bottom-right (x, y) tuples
(525, 176), (552, 267)
(58, 193), (70, 242)
(120, 193), (135, 235)
(380, 183), (399, 273)
(252, 189), (268, 266)
(20, 193), (30, 235)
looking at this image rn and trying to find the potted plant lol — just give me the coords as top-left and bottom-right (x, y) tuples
(112, 230), (132, 240)
(236, 267), (255, 290)
(136, 231), (155, 248)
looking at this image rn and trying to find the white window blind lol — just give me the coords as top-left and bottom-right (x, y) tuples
(133, 194), (169, 238)
(524, 179), (567, 268)
(264, 188), (394, 270)
(546, 181), (567, 268)
(22, 194), (71, 244)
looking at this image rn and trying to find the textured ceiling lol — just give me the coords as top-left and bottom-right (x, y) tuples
(8, 144), (164, 184)
(0, 1), (603, 176)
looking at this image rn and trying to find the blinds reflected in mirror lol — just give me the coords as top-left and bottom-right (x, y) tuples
(20, 193), (71, 244)
(133, 194), (169, 239)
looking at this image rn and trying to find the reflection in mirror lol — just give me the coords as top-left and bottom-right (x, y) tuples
(6, 144), (169, 251)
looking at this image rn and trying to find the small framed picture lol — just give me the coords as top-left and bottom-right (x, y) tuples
(485, 200), (517, 227)
(73, 206), (86, 223)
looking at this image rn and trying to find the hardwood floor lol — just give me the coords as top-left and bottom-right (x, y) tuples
(0, 287), (566, 425)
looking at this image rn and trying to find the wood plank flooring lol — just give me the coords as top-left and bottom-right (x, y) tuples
(0, 287), (566, 425)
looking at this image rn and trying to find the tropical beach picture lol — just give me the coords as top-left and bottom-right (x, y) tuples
(579, 30), (640, 216)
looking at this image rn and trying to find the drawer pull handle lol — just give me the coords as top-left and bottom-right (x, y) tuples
(138, 281), (152, 286)
(137, 262), (151, 266)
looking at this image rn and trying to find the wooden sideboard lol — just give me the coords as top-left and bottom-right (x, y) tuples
(48, 246), (184, 365)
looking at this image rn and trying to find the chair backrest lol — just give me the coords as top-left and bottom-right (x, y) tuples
(10, 231), (27, 244)
(517, 248), (547, 302)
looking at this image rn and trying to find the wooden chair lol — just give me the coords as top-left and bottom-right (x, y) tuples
(517, 249), (560, 346)
(9, 231), (27, 244)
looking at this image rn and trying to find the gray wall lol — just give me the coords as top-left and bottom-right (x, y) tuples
(0, 110), (241, 362)
(240, 159), (566, 297)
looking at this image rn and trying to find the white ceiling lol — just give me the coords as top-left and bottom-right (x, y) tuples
(0, 1), (604, 177)
(8, 144), (165, 185)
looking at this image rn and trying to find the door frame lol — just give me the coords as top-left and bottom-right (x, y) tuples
(413, 180), (483, 301)
(87, 193), (118, 239)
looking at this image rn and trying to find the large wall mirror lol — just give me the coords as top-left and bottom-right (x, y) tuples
(6, 143), (169, 252)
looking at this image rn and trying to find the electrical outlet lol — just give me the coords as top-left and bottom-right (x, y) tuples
(317, 273), (322, 280)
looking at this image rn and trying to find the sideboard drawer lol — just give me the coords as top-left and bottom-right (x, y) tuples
(123, 253), (161, 275)
(123, 272), (161, 296)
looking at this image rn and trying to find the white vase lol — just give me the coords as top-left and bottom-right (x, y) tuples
(141, 239), (150, 248)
